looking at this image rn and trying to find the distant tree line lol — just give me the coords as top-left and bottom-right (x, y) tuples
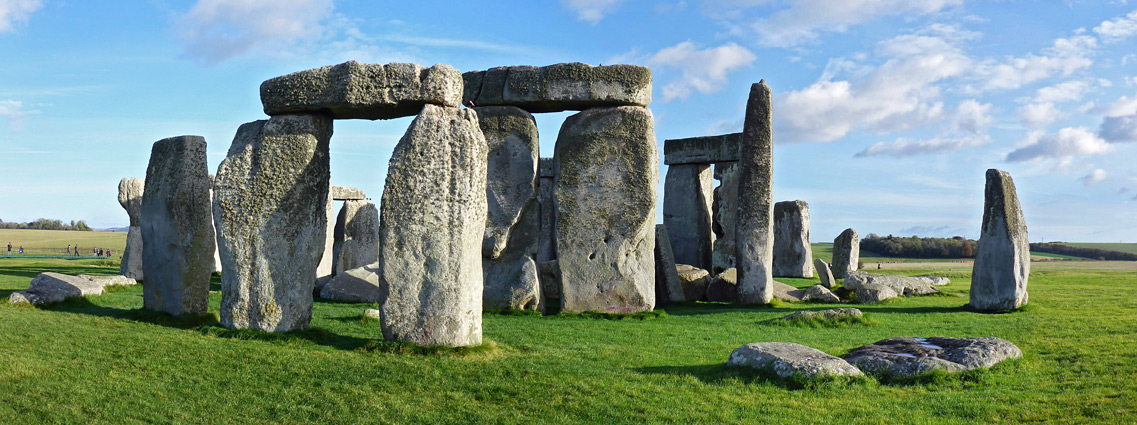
(1029, 243), (1137, 261)
(0, 218), (92, 231)
(861, 234), (977, 259)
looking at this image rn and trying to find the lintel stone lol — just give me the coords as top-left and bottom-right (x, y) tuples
(663, 133), (741, 165)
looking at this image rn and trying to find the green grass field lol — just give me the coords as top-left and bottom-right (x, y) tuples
(1, 254), (1135, 423)
(0, 229), (126, 257)
(1059, 242), (1137, 255)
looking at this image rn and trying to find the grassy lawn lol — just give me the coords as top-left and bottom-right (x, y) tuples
(0, 229), (126, 256)
(1059, 242), (1137, 255)
(1, 256), (1135, 424)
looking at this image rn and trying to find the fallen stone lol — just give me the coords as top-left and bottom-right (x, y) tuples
(261, 61), (462, 119)
(920, 276), (951, 286)
(654, 225), (686, 304)
(677, 264), (710, 302)
(773, 200), (813, 278)
(333, 200), (379, 275)
(320, 263), (381, 303)
(853, 285), (899, 304)
(971, 169), (1030, 311)
(664, 163), (715, 271)
(118, 178), (145, 280)
(711, 162), (738, 273)
(844, 271), (940, 304)
(773, 280), (808, 303)
(663, 133), (741, 165)
(77, 275), (137, 287)
(815, 258), (835, 289)
(843, 336), (1023, 378)
(363, 308), (382, 320)
(8, 272), (106, 305)
(728, 342), (864, 380)
(464, 63), (651, 113)
(779, 308), (863, 322)
(832, 228), (860, 279)
(735, 81), (774, 304)
(803, 284), (840, 303)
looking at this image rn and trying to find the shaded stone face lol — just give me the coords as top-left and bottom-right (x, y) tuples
(333, 200), (379, 275)
(814, 258), (834, 289)
(772, 200), (813, 278)
(712, 162), (738, 273)
(831, 228), (860, 279)
(663, 133), (741, 165)
(215, 115), (332, 332)
(260, 61), (462, 120)
(971, 169), (1030, 311)
(735, 81), (774, 304)
(320, 263), (381, 303)
(664, 164), (715, 271)
(554, 106), (657, 314)
(653, 224), (686, 304)
(536, 158), (559, 303)
(378, 104), (486, 347)
(463, 63), (652, 113)
(141, 135), (215, 316)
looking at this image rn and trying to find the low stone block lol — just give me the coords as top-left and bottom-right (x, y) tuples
(729, 342), (864, 380)
(676, 264), (709, 302)
(843, 337), (1022, 378)
(320, 263), (382, 303)
(8, 273), (105, 305)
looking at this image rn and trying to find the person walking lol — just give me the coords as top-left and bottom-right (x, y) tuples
(7, 242), (11, 257)
(66, 244), (71, 256)
(19, 246), (23, 255)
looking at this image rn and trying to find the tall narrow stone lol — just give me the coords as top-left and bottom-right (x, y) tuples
(316, 194), (335, 284)
(215, 115), (332, 332)
(832, 228), (860, 279)
(654, 224), (686, 304)
(712, 163), (738, 273)
(141, 136), (215, 316)
(117, 178), (145, 280)
(555, 106), (657, 313)
(735, 81), (774, 304)
(476, 106), (541, 311)
(536, 158), (559, 303)
(664, 164), (715, 270)
(970, 169), (1030, 311)
(379, 105), (486, 347)
(333, 200), (379, 275)
(773, 200), (813, 278)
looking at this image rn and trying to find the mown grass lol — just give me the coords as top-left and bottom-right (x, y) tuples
(0, 229), (127, 253)
(1, 257), (1135, 423)
(1060, 242), (1137, 255)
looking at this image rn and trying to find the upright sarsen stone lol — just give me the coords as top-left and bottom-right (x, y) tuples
(712, 163), (738, 273)
(141, 136), (215, 316)
(476, 106), (541, 311)
(654, 224), (686, 304)
(735, 81), (774, 304)
(664, 164), (715, 271)
(555, 106), (657, 313)
(215, 115), (332, 332)
(379, 105), (486, 347)
(971, 169), (1030, 311)
(118, 178), (145, 280)
(773, 200), (813, 278)
(333, 200), (379, 275)
(832, 228), (860, 279)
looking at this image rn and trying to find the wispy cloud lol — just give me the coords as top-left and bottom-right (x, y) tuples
(1081, 168), (1108, 186)
(855, 135), (992, 158)
(175, 0), (335, 64)
(1006, 127), (1113, 164)
(750, 0), (962, 48)
(647, 41), (756, 101)
(561, 0), (626, 24)
(1094, 9), (1137, 43)
(0, 0), (42, 33)
(0, 99), (35, 131)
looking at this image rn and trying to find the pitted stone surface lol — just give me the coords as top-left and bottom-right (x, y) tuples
(773, 200), (813, 278)
(331, 185), (366, 200)
(320, 263), (381, 303)
(378, 105), (486, 347)
(554, 106), (657, 313)
(663, 133), (741, 165)
(215, 115), (332, 332)
(832, 228), (860, 279)
(477, 106), (541, 311)
(729, 342), (864, 380)
(261, 61), (462, 119)
(9, 273), (107, 305)
(712, 162), (738, 273)
(121, 226), (144, 280)
(141, 135), (215, 316)
(333, 200), (379, 275)
(815, 258), (835, 289)
(779, 308), (863, 322)
(464, 63), (651, 113)
(677, 264), (710, 301)
(119, 178), (145, 280)
(118, 178), (145, 226)
(654, 225), (686, 304)
(971, 169), (1030, 311)
(736, 81), (775, 304)
(844, 337), (1023, 378)
(803, 284), (840, 303)
(844, 271), (941, 296)
(664, 163), (715, 271)
(536, 158), (559, 303)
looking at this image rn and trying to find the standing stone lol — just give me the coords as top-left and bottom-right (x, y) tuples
(333, 200), (379, 275)
(832, 228), (860, 279)
(215, 115), (332, 332)
(208, 175), (222, 274)
(772, 200), (813, 278)
(735, 81), (774, 305)
(378, 105), (486, 347)
(476, 106), (541, 311)
(971, 169), (1030, 311)
(555, 106), (657, 313)
(664, 164), (715, 271)
(141, 136), (215, 316)
(316, 194), (335, 284)
(117, 178), (145, 280)
(536, 158), (560, 303)
(712, 163), (738, 273)
(814, 258), (835, 289)
(654, 224), (686, 304)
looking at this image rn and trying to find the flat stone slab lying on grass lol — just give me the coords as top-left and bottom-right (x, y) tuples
(9, 273), (137, 305)
(728, 342), (864, 380)
(779, 308), (863, 322)
(463, 63), (652, 113)
(261, 61), (462, 119)
(77, 275), (138, 287)
(803, 284), (840, 303)
(320, 263), (381, 303)
(843, 336), (1022, 378)
(844, 271), (941, 303)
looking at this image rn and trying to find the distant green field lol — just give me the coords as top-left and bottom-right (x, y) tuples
(1059, 243), (1137, 255)
(0, 229), (126, 257)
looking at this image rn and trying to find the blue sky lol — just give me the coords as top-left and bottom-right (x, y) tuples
(1, 0), (1135, 243)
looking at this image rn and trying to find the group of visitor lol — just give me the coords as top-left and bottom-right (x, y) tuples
(7, 242), (113, 258)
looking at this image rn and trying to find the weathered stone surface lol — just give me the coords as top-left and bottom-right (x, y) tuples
(331, 185), (366, 200)
(536, 157), (557, 264)
(736, 81), (775, 305)
(121, 226), (144, 280)
(77, 274), (137, 287)
(774, 280), (808, 302)
(844, 337), (1023, 378)
(815, 258), (835, 289)
(779, 308), (863, 322)
(729, 342), (864, 380)
(320, 263), (381, 303)
(803, 284), (840, 303)
(333, 200), (379, 275)
(261, 61), (462, 119)
(477, 106), (542, 311)
(773, 200), (813, 278)
(971, 169), (1030, 311)
(208, 174), (222, 275)
(854, 285), (899, 303)
(663, 133), (742, 165)
(706, 268), (738, 302)
(654, 225), (686, 304)
(215, 115), (332, 332)
(464, 63), (651, 113)
(538, 260), (561, 302)
(554, 106), (657, 313)
(664, 164), (715, 271)
(677, 264), (710, 301)
(920, 276), (951, 286)
(118, 178), (145, 226)
(363, 308), (382, 320)
(845, 271), (939, 303)
(831, 228), (860, 279)
(9, 272), (107, 305)
(378, 105), (486, 347)
(316, 194), (336, 283)
(141, 135), (215, 316)
(712, 162), (738, 273)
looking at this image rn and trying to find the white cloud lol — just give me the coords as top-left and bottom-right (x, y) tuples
(1006, 127), (1113, 163)
(1018, 102), (1064, 128)
(1094, 9), (1137, 43)
(1099, 94), (1137, 117)
(0, 0), (41, 33)
(0, 99), (30, 130)
(967, 36), (1096, 92)
(854, 135), (993, 157)
(1033, 80), (1091, 103)
(176, 0), (335, 64)
(1081, 169), (1108, 186)
(750, 0), (962, 48)
(954, 99), (992, 133)
(648, 41), (756, 101)
(561, 0), (625, 24)
(1099, 114), (1137, 142)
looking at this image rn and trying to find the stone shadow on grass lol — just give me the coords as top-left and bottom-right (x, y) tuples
(635, 363), (872, 390)
(660, 302), (786, 316)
